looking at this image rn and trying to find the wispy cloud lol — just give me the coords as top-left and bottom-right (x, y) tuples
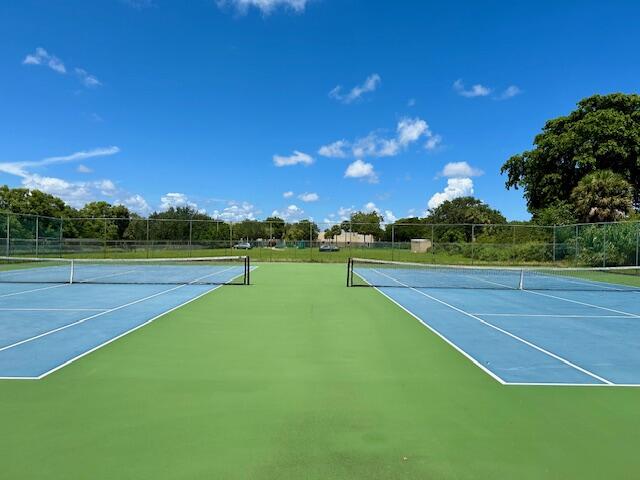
(217, 0), (309, 14)
(329, 74), (381, 104)
(0, 147), (126, 208)
(298, 192), (319, 202)
(283, 191), (294, 198)
(273, 150), (314, 167)
(321, 118), (439, 160)
(271, 204), (304, 221)
(23, 47), (101, 88)
(496, 85), (522, 100)
(75, 68), (102, 88)
(213, 201), (261, 221)
(453, 79), (491, 98)
(77, 164), (92, 174)
(344, 159), (378, 183)
(318, 140), (348, 158)
(439, 161), (483, 178)
(23, 47), (66, 74)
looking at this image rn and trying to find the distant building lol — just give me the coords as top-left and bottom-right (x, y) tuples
(317, 229), (375, 244)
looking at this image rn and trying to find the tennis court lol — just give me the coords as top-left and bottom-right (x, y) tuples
(350, 258), (640, 386)
(0, 256), (250, 379)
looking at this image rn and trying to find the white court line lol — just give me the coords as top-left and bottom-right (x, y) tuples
(0, 265), (243, 380)
(0, 269), (138, 299)
(0, 266), (236, 354)
(370, 268), (613, 385)
(470, 313), (633, 318)
(0, 308), (108, 312)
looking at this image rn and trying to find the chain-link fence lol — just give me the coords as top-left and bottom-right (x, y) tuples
(2, 212), (639, 266)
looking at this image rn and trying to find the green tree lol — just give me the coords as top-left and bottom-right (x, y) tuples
(265, 216), (285, 239)
(341, 211), (384, 240)
(532, 201), (577, 226)
(323, 224), (342, 240)
(501, 93), (640, 212)
(285, 220), (319, 241)
(425, 197), (506, 242)
(570, 170), (634, 223)
(383, 217), (429, 242)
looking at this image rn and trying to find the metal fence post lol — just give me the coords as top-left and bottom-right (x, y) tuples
(552, 225), (556, 263)
(636, 223), (639, 267)
(431, 224), (435, 263)
(575, 224), (579, 266)
(103, 218), (108, 258)
(146, 218), (150, 258)
(5, 214), (9, 257)
(189, 219), (193, 257)
(35, 215), (39, 257)
(391, 224), (395, 261)
(59, 217), (64, 257)
(603, 224), (607, 267)
(471, 224), (476, 265)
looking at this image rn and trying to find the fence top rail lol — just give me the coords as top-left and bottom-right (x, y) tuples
(0, 211), (638, 231)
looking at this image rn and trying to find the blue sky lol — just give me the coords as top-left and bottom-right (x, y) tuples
(1, 0), (639, 224)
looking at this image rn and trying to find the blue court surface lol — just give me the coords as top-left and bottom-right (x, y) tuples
(356, 267), (640, 387)
(0, 264), (247, 379)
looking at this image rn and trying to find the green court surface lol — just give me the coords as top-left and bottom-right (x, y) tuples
(1, 263), (639, 479)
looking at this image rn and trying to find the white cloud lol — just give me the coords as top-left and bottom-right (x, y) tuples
(440, 161), (483, 178)
(283, 191), (294, 198)
(326, 117), (440, 159)
(344, 159), (378, 183)
(329, 73), (381, 104)
(0, 146), (120, 177)
(363, 202), (378, 213)
(453, 79), (491, 98)
(318, 140), (348, 158)
(298, 192), (319, 202)
(22, 47), (101, 88)
(337, 206), (354, 221)
(496, 85), (522, 100)
(75, 68), (102, 88)
(397, 117), (428, 146)
(425, 134), (442, 151)
(273, 150), (314, 167)
(407, 98), (416, 107)
(427, 178), (474, 210)
(217, 0), (309, 14)
(77, 164), (92, 173)
(120, 194), (151, 214)
(213, 201), (260, 221)
(384, 210), (397, 223)
(159, 192), (201, 211)
(22, 47), (66, 74)
(271, 204), (304, 221)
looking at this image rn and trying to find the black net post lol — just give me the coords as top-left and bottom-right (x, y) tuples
(346, 258), (352, 287)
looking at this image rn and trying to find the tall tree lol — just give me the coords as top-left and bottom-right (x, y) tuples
(341, 211), (384, 240)
(570, 170), (634, 223)
(501, 93), (640, 212)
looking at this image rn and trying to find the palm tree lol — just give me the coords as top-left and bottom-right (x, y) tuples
(570, 170), (634, 223)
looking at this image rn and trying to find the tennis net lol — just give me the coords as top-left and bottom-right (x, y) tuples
(347, 258), (640, 291)
(0, 256), (250, 285)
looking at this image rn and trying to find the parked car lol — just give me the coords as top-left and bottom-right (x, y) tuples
(319, 244), (340, 252)
(233, 242), (252, 250)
